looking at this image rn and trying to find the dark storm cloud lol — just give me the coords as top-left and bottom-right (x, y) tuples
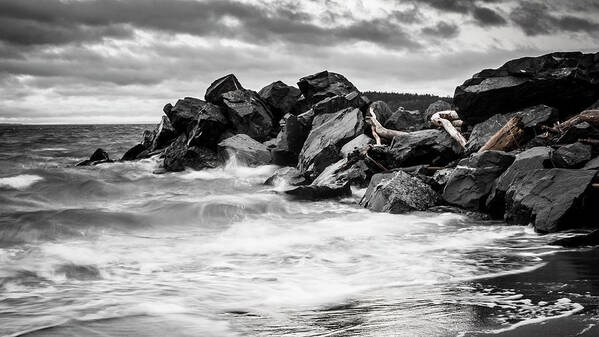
(510, 2), (599, 36)
(421, 22), (460, 38)
(472, 7), (507, 26)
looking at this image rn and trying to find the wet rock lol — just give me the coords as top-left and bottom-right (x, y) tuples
(258, 81), (301, 120)
(360, 170), (440, 213)
(424, 100), (452, 127)
(369, 101), (394, 125)
(551, 230), (599, 247)
(432, 168), (454, 191)
(186, 102), (229, 148)
(583, 156), (599, 170)
(442, 150), (515, 210)
(205, 74), (243, 104)
(385, 108), (425, 131)
(77, 148), (112, 166)
(298, 107), (365, 180)
(504, 168), (599, 233)
(55, 264), (101, 281)
(552, 142), (592, 168)
(486, 146), (554, 217)
(297, 71), (358, 106)
(264, 167), (307, 186)
(165, 97), (207, 134)
(120, 144), (146, 161)
(454, 51), (599, 125)
(141, 130), (156, 149)
(270, 114), (310, 166)
(285, 159), (352, 200)
(152, 116), (176, 150)
(221, 89), (275, 142)
(217, 134), (271, 166)
(313, 91), (367, 116)
(163, 134), (221, 172)
(340, 134), (373, 158)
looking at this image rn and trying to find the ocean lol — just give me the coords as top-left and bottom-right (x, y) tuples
(0, 124), (597, 336)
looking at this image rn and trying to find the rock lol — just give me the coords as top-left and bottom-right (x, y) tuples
(371, 129), (463, 169)
(298, 107), (365, 180)
(557, 121), (599, 144)
(270, 114), (310, 166)
(583, 156), (599, 170)
(221, 89), (275, 142)
(313, 91), (367, 116)
(186, 102), (229, 148)
(486, 146), (554, 217)
(297, 70), (358, 106)
(285, 159), (352, 200)
(552, 142), (592, 168)
(385, 108), (425, 131)
(504, 168), (599, 233)
(454, 51), (599, 125)
(466, 105), (558, 153)
(121, 144), (146, 161)
(264, 167), (307, 186)
(205, 74), (243, 104)
(163, 134), (221, 172)
(369, 101), (394, 125)
(76, 148), (112, 166)
(217, 134), (271, 166)
(340, 134), (374, 157)
(165, 97), (207, 134)
(360, 171), (440, 214)
(551, 230), (599, 247)
(424, 100), (452, 127)
(152, 116), (176, 150)
(432, 168), (453, 191)
(258, 81), (301, 120)
(442, 150), (515, 210)
(141, 130), (156, 149)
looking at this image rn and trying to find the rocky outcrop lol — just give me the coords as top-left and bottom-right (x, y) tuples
(221, 89), (275, 142)
(551, 142), (592, 168)
(152, 116), (176, 150)
(442, 150), (515, 210)
(165, 97), (207, 134)
(217, 134), (271, 166)
(297, 71), (358, 106)
(205, 74), (243, 104)
(186, 102), (229, 147)
(270, 114), (310, 166)
(258, 81), (301, 119)
(360, 171), (440, 213)
(298, 107), (364, 179)
(454, 51), (599, 125)
(77, 148), (112, 166)
(120, 144), (146, 161)
(504, 168), (599, 233)
(163, 134), (221, 172)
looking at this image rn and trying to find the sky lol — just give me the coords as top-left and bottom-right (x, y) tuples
(0, 0), (598, 124)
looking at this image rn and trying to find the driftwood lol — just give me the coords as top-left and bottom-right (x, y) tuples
(478, 116), (526, 152)
(430, 110), (467, 149)
(544, 110), (599, 134)
(366, 105), (407, 143)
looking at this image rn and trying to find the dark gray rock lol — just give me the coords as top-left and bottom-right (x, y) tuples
(424, 100), (452, 127)
(551, 230), (599, 247)
(121, 144), (146, 161)
(76, 148), (112, 166)
(385, 108), (425, 131)
(486, 146), (554, 217)
(298, 107), (364, 179)
(285, 159), (352, 200)
(141, 130), (156, 149)
(442, 150), (515, 210)
(340, 134), (373, 157)
(360, 171), (440, 213)
(557, 121), (599, 144)
(222, 89), (275, 142)
(432, 168), (454, 191)
(152, 116), (176, 150)
(454, 51), (599, 125)
(186, 101), (229, 148)
(270, 113), (310, 166)
(552, 142), (592, 168)
(504, 168), (599, 233)
(258, 81), (301, 120)
(583, 156), (599, 170)
(264, 167), (307, 186)
(297, 71), (358, 106)
(163, 134), (221, 172)
(217, 134), (271, 166)
(165, 97), (206, 134)
(369, 101), (394, 125)
(205, 74), (243, 104)
(313, 91), (367, 116)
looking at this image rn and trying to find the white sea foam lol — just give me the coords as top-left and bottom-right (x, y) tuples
(0, 174), (44, 189)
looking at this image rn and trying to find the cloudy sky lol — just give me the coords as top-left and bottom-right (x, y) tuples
(1, 0), (598, 124)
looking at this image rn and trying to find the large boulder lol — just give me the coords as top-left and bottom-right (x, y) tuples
(76, 148), (112, 166)
(424, 100), (452, 127)
(205, 74), (243, 104)
(385, 108), (425, 131)
(340, 134), (374, 158)
(186, 102), (229, 148)
(285, 159), (352, 200)
(270, 114), (310, 166)
(486, 146), (554, 217)
(360, 171), (440, 214)
(454, 51), (599, 125)
(258, 81), (301, 120)
(120, 144), (146, 161)
(217, 134), (271, 166)
(584, 156), (599, 170)
(551, 142), (592, 168)
(152, 116), (176, 150)
(298, 107), (365, 179)
(442, 150), (515, 210)
(504, 168), (599, 233)
(264, 167), (307, 186)
(313, 91), (368, 116)
(297, 71), (358, 106)
(221, 89), (275, 142)
(165, 97), (208, 134)
(163, 134), (221, 172)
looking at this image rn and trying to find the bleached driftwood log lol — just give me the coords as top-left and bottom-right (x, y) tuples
(478, 116), (525, 152)
(366, 105), (407, 144)
(430, 110), (467, 149)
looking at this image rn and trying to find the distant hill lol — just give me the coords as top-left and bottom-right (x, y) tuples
(363, 91), (453, 113)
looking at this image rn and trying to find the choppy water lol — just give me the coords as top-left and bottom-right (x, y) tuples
(0, 125), (595, 336)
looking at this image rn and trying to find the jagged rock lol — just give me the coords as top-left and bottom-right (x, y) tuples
(442, 150), (515, 210)
(285, 159), (352, 200)
(217, 134), (271, 166)
(385, 108), (425, 131)
(264, 167), (307, 186)
(221, 89), (275, 142)
(340, 134), (374, 158)
(584, 156), (599, 170)
(141, 130), (156, 149)
(165, 97), (204, 133)
(551, 230), (599, 247)
(424, 100), (452, 127)
(557, 121), (599, 144)
(76, 148), (112, 166)
(486, 146), (554, 217)
(205, 74), (243, 104)
(152, 116), (176, 150)
(552, 142), (592, 168)
(369, 129), (462, 169)
(258, 81), (301, 120)
(369, 101), (394, 125)
(504, 168), (599, 233)
(163, 134), (221, 172)
(186, 102), (229, 148)
(298, 107), (365, 179)
(121, 144), (146, 161)
(454, 51), (599, 125)
(360, 171), (440, 214)
(313, 91), (367, 116)
(297, 71), (358, 106)
(432, 168), (453, 191)
(270, 114), (310, 166)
